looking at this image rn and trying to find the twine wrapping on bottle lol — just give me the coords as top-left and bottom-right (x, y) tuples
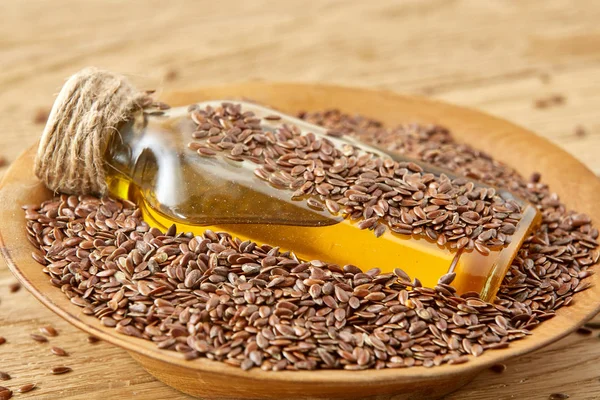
(35, 67), (147, 195)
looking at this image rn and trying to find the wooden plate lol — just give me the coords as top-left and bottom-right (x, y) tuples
(1, 83), (599, 400)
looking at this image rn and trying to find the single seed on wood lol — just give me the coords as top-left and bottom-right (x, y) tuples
(17, 383), (36, 393)
(39, 325), (58, 337)
(489, 363), (506, 373)
(50, 366), (72, 375)
(548, 394), (570, 400)
(30, 334), (48, 343)
(51, 346), (68, 357)
(8, 283), (21, 293)
(0, 372), (10, 381)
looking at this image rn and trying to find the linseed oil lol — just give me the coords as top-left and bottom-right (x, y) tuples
(104, 101), (540, 301)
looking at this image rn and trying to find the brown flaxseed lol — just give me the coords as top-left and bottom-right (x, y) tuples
(8, 283), (20, 293)
(50, 346), (68, 357)
(30, 334), (48, 343)
(50, 366), (72, 375)
(16, 383), (36, 394)
(490, 363), (507, 373)
(548, 394), (570, 400)
(39, 326), (58, 337)
(87, 336), (100, 344)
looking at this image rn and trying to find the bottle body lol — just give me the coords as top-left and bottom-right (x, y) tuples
(105, 101), (540, 301)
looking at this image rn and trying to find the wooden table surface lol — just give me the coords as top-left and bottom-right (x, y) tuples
(1, 1), (599, 399)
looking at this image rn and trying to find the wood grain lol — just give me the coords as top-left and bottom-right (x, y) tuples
(0, 0), (599, 399)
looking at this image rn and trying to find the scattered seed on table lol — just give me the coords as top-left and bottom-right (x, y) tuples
(87, 336), (100, 344)
(8, 283), (20, 293)
(16, 383), (36, 394)
(0, 372), (10, 381)
(548, 394), (570, 400)
(30, 334), (48, 343)
(50, 366), (72, 375)
(50, 346), (68, 357)
(39, 326), (58, 337)
(0, 337), (5, 345)
(489, 364), (506, 374)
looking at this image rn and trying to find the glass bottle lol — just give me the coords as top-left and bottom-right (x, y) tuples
(104, 101), (540, 301)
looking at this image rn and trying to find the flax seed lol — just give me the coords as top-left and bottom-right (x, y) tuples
(490, 363), (507, 373)
(8, 283), (21, 293)
(50, 366), (72, 375)
(548, 394), (570, 400)
(50, 346), (68, 357)
(39, 326), (58, 337)
(30, 334), (48, 343)
(16, 383), (36, 394)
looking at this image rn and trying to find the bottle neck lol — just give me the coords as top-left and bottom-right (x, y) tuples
(103, 110), (143, 200)
(103, 106), (207, 210)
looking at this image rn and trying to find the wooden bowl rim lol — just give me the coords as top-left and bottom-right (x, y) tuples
(1, 82), (599, 385)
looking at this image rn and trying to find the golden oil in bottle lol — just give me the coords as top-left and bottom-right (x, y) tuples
(104, 101), (540, 301)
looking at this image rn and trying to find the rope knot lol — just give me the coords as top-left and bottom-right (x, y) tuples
(35, 67), (145, 195)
